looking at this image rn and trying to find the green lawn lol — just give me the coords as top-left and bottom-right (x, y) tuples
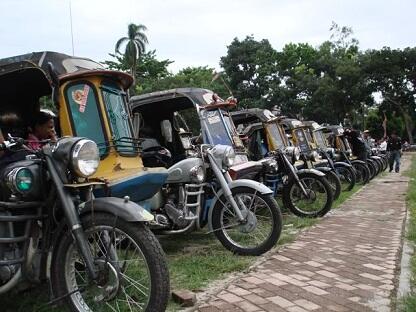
(0, 183), (363, 311)
(399, 155), (416, 311)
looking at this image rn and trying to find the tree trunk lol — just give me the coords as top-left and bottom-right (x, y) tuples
(385, 97), (414, 144)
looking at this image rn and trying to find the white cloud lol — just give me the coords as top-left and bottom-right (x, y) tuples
(0, 0), (415, 72)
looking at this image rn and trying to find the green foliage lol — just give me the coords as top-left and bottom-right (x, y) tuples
(220, 36), (280, 108)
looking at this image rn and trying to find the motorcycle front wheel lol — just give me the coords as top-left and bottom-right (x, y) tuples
(336, 166), (356, 192)
(325, 170), (341, 200)
(211, 186), (282, 256)
(51, 213), (170, 312)
(282, 172), (334, 218)
(352, 162), (370, 185)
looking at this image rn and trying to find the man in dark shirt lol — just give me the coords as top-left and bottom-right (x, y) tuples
(387, 132), (402, 172)
(344, 128), (368, 161)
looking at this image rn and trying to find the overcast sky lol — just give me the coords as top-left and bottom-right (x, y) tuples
(0, 0), (414, 72)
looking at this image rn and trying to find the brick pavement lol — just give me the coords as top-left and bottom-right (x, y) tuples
(195, 156), (411, 312)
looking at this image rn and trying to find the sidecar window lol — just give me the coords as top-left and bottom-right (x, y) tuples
(101, 81), (136, 155)
(65, 82), (107, 156)
(202, 110), (233, 146)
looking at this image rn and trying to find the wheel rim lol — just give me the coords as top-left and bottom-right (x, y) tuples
(219, 193), (274, 249)
(290, 177), (329, 215)
(64, 225), (152, 312)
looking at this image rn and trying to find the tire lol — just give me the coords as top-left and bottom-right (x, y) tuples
(211, 186), (282, 256)
(352, 162), (370, 185)
(282, 172), (334, 218)
(325, 170), (341, 200)
(367, 159), (377, 180)
(51, 213), (170, 312)
(335, 165), (356, 192)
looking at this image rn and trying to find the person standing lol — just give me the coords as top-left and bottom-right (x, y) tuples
(387, 132), (402, 172)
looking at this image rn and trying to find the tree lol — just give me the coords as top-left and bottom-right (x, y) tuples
(115, 23), (149, 81)
(362, 47), (416, 142)
(220, 36), (280, 108)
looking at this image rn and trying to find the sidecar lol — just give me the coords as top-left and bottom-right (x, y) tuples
(0, 52), (168, 204)
(129, 88), (263, 179)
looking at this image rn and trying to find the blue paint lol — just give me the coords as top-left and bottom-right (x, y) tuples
(94, 172), (168, 202)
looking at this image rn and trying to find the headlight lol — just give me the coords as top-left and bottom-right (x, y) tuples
(294, 147), (301, 161)
(223, 147), (236, 167)
(309, 150), (319, 161)
(265, 159), (278, 173)
(7, 167), (33, 194)
(72, 139), (100, 177)
(190, 165), (205, 183)
(326, 147), (335, 158)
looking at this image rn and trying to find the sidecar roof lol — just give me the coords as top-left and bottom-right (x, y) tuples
(129, 87), (236, 115)
(279, 117), (304, 130)
(0, 51), (133, 99)
(302, 120), (327, 131)
(231, 108), (279, 124)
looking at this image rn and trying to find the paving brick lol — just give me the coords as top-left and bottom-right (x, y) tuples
(195, 157), (410, 312)
(267, 295), (295, 308)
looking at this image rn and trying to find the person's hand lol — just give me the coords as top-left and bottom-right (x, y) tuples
(48, 129), (58, 142)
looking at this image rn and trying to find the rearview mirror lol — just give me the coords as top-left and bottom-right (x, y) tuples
(161, 120), (173, 143)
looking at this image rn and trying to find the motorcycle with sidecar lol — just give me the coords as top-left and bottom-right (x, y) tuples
(302, 121), (356, 192)
(0, 52), (170, 311)
(129, 88), (282, 255)
(325, 125), (371, 185)
(279, 117), (342, 201)
(230, 109), (334, 218)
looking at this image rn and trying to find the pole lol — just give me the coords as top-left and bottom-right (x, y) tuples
(69, 0), (75, 56)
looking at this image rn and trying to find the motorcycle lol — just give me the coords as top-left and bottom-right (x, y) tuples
(141, 140), (283, 256)
(0, 137), (170, 312)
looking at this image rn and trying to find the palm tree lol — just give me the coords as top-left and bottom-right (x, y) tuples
(115, 23), (148, 81)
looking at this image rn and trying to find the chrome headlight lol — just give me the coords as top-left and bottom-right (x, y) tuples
(294, 147), (301, 161)
(223, 147), (236, 167)
(309, 150), (319, 162)
(190, 165), (205, 183)
(6, 167), (33, 194)
(72, 139), (100, 177)
(325, 147), (335, 158)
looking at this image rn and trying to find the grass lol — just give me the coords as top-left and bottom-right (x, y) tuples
(0, 182), (363, 311)
(399, 155), (416, 311)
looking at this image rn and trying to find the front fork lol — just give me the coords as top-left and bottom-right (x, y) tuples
(207, 153), (246, 222)
(45, 157), (98, 281)
(283, 155), (310, 198)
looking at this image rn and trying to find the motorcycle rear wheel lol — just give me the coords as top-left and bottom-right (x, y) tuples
(51, 213), (170, 312)
(211, 186), (282, 256)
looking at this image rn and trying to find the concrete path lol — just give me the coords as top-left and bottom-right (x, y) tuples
(196, 156), (411, 312)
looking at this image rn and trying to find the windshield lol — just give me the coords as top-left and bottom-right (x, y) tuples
(101, 81), (136, 155)
(294, 128), (310, 152)
(315, 130), (327, 148)
(266, 123), (285, 149)
(201, 110), (233, 146)
(65, 82), (108, 156)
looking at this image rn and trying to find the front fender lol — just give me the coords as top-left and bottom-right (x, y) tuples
(334, 161), (352, 168)
(314, 166), (332, 173)
(207, 179), (273, 230)
(351, 159), (366, 165)
(79, 197), (154, 222)
(297, 168), (326, 177)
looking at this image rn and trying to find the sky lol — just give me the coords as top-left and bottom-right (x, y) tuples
(0, 0), (414, 72)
